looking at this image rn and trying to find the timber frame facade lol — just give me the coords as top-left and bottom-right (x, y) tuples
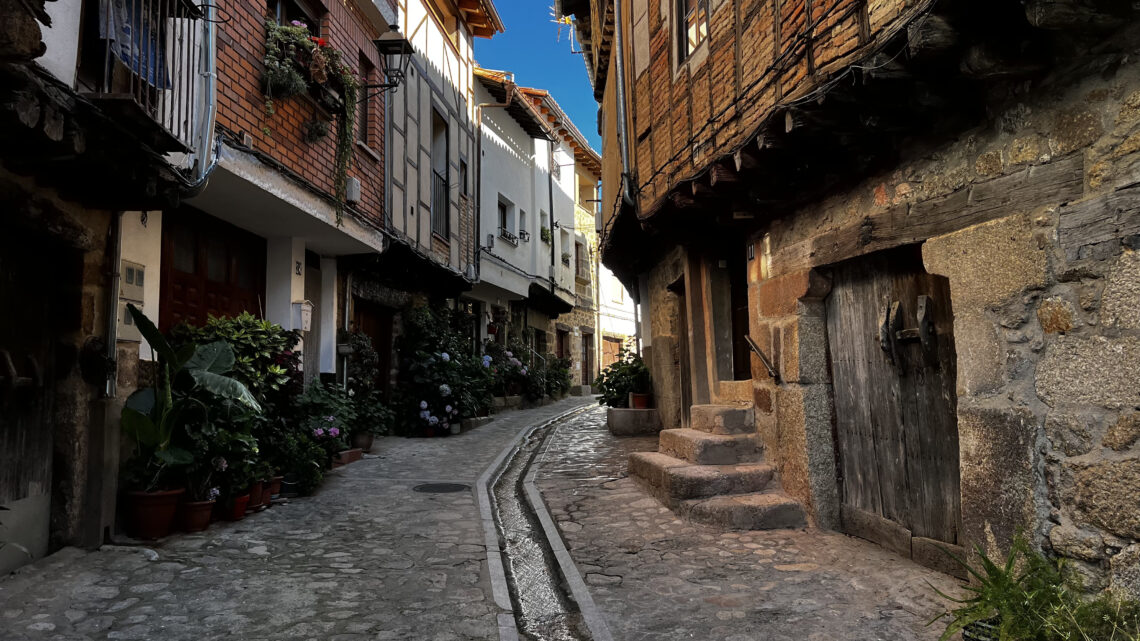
(564, 0), (1140, 590)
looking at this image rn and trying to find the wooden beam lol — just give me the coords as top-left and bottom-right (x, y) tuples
(709, 163), (738, 187)
(734, 147), (760, 171)
(907, 14), (958, 59)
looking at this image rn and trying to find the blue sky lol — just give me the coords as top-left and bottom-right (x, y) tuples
(474, 1), (601, 151)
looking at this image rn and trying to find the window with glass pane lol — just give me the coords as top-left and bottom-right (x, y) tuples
(679, 0), (708, 59)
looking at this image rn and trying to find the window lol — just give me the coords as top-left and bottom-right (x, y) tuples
(575, 241), (588, 278)
(358, 56), (374, 147)
(430, 109), (449, 237)
(677, 0), (708, 60)
(268, 0), (318, 32)
(459, 160), (469, 196)
(518, 210), (527, 240)
(498, 197), (517, 245)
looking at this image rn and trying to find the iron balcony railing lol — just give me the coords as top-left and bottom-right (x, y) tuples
(499, 227), (519, 246)
(83, 0), (207, 155)
(431, 169), (449, 237)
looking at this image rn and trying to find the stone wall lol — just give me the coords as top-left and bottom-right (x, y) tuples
(744, 44), (1140, 590)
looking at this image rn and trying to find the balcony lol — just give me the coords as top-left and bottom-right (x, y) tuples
(431, 169), (449, 237)
(78, 0), (206, 154)
(498, 227), (519, 246)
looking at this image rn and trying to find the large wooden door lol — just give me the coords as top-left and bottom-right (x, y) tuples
(826, 246), (962, 561)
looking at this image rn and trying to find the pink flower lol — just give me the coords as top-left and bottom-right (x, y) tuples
(329, 427), (340, 437)
(313, 428), (325, 437)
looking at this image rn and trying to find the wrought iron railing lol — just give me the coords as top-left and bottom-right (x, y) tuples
(499, 227), (519, 246)
(83, 0), (207, 154)
(431, 169), (449, 237)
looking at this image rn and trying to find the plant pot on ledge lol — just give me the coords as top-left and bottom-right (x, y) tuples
(178, 499), (215, 533)
(333, 448), (363, 467)
(123, 488), (185, 540)
(352, 432), (375, 453)
(630, 392), (652, 409)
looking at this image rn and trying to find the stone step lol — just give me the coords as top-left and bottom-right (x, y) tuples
(690, 404), (755, 435)
(682, 492), (807, 530)
(628, 452), (776, 502)
(658, 428), (763, 465)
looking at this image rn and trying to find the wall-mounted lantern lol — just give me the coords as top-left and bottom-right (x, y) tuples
(361, 25), (414, 100)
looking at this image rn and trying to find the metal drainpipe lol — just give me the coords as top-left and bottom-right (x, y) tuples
(547, 143), (556, 294)
(103, 211), (125, 399)
(613, 0), (635, 206)
(342, 270), (352, 390)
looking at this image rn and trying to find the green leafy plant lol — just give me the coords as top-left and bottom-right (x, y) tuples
(263, 20), (313, 99)
(931, 536), (1140, 641)
(303, 118), (330, 143)
(594, 348), (650, 408)
(121, 305), (261, 492)
(540, 226), (552, 244)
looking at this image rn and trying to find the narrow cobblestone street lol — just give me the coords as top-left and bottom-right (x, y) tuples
(536, 406), (961, 641)
(0, 398), (963, 640)
(0, 398), (593, 641)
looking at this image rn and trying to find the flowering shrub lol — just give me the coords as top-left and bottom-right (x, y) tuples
(395, 305), (492, 436)
(483, 339), (530, 397)
(305, 413), (348, 463)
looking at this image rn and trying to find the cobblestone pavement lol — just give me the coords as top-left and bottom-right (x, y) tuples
(0, 396), (594, 641)
(535, 406), (964, 641)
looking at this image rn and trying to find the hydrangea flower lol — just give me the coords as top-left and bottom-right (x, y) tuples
(521, 367), (528, 375)
(329, 427), (340, 437)
(207, 487), (220, 501)
(429, 416), (440, 425)
(441, 352), (450, 362)
(420, 410), (430, 420)
(313, 428), (325, 437)
(482, 354), (492, 362)
(441, 422), (449, 431)
(505, 351), (514, 358)
(439, 384), (452, 397)
(445, 404), (453, 413)
(420, 400), (428, 410)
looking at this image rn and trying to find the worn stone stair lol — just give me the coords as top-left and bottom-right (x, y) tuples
(629, 404), (806, 530)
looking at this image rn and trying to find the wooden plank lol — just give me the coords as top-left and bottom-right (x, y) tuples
(912, 537), (969, 579)
(841, 504), (912, 558)
(1058, 183), (1140, 259)
(770, 155), (1085, 277)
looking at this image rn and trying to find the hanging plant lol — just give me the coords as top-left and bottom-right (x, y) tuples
(263, 20), (313, 99)
(261, 20), (359, 225)
(303, 118), (329, 143)
(540, 226), (552, 244)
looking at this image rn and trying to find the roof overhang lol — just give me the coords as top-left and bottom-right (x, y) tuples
(519, 87), (602, 176)
(458, 0), (505, 38)
(475, 68), (552, 140)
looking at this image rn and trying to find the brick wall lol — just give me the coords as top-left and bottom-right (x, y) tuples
(625, 0), (912, 214)
(214, 0), (388, 227)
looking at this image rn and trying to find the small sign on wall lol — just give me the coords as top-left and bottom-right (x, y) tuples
(293, 300), (314, 332)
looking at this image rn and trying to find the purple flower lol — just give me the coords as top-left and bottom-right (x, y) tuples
(445, 404), (453, 414)
(420, 410), (430, 420)
(428, 416), (440, 425)
(419, 400), (428, 410)
(313, 428), (325, 437)
(505, 351), (513, 358)
(326, 416), (335, 422)
(441, 352), (450, 362)
(290, 20), (306, 27)
(329, 427), (340, 437)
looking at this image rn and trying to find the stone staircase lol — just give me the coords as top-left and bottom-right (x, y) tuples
(628, 404), (807, 530)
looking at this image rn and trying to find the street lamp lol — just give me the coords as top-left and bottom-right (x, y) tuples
(361, 25), (414, 100)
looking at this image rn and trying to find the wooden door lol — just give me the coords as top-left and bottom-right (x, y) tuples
(160, 208), (266, 330)
(826, 246), (962, 559)
(581, 333), (594, 385)
(353, 299), (394, 395)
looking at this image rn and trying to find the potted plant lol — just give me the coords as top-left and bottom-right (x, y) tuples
(351, 391), (392, 453)
(119, 305), (261, 539)
(595, 348), (652, 409)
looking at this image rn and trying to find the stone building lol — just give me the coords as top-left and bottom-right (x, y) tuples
(563, 0), (1140, 591)
(0, 0), (216, 571)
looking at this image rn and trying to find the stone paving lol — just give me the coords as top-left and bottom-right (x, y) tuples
(0, 396), (594, 641)
(535, 405), (965, 641)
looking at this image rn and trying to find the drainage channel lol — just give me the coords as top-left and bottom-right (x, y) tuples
(491, 409), (591, 641)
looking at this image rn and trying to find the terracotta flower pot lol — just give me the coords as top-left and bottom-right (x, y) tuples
(268, 475), (284, 499)
(123, 489), (185, 540)
(178, 499), (216, 533)
(224, 494), (250, 521)
(246, 481), (264, 512)
(630, 392), (652, 409)
(352, 432), (375, 453)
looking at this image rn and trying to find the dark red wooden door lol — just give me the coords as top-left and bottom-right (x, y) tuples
(826, 246), (962, 555)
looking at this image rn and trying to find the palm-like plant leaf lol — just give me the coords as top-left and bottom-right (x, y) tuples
(189, 370), (261, 412)
(126, 303), (179, 366)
